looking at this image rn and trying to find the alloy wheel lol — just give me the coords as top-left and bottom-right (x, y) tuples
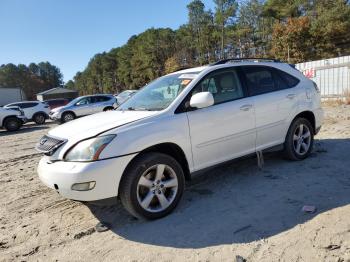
(293, 124), (311, 155)
(136, 164), (178, 213)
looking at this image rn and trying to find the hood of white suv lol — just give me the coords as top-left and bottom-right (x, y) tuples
(48, 110), (157, 140)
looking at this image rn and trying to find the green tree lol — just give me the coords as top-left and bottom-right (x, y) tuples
(214, 0), (238, 58)
(187, 0), (215, 64)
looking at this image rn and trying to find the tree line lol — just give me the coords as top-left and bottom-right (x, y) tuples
(0, 62), (63, 99)
(70, 0), (350, 95)
(1, 0), (349, 98)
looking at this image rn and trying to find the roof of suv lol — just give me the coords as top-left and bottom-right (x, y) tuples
(173, 58), (301, 79)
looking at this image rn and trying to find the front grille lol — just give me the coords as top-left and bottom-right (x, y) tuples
(35, 135), (66, 154)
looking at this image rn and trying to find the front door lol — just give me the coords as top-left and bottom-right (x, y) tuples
(186, 68), (256, 171)
(74, 97), (92, 116)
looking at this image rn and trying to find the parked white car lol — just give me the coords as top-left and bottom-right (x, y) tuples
(36, 59), (323, 219)
(0, 107), (27, 131)
(115, 90), (137, 105)
(5, 101), (50, 125)
(50, 94), (117, 123)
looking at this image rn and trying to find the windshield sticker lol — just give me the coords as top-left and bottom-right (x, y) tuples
(179, 74), (198, 79)
(181, 79), (192, 86)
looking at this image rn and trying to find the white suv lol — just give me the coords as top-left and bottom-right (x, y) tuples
(0, 107), (27, 131)
(36, 59), (323, 219)
(5, 101), (50, 125)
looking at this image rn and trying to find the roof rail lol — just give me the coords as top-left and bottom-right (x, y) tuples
(211, 57), (281, 66)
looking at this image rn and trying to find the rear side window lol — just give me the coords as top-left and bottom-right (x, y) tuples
(92, 96), (111, 103)
(242, 66), (275, 96)
(275, 69), (300, 88)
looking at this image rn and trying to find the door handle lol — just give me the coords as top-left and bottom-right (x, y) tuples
(286, 94), (296, 99)
(240, 104), (253, 111)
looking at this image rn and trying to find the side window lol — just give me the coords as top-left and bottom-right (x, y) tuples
(192, 69), (244, 105)
(76, 98), (90, 106)
(275, 69), (300, 88)
(242, 66), (276, 96)
(21, 102), (38, 108)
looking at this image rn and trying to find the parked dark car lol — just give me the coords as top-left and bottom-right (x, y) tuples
(44, 99), (70, 110)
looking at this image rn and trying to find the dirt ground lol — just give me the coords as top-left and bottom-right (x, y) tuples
(1, 105), (350, 262)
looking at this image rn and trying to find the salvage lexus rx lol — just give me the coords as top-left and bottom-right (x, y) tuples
(36, 59), (323, 219)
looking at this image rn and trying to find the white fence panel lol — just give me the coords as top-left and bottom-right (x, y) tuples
(296, 56), (350, 98)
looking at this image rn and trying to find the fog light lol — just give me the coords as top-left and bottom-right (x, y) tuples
(71, 181), (96, 191)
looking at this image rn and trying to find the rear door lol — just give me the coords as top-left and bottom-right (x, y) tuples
(90, 96), (109, 113)
(185, 68), (256, 171)
(19, 102), (38, 119)
(241, 66), (301, 150)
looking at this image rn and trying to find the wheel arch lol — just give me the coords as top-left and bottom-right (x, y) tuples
(33, 111), (49, 119)
(118, 142), (191, 195)
(2, 115), (19, 127)
(62, 110), (76, 118)
(292, 111), (316, 134)
(103, 106), (114, 111)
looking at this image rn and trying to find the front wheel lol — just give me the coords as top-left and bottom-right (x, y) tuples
(284, 118), (314, 160)
(119, 152), (185, 220)
(4, 117), (21, 131)
(34, 113), (46, 125)
(61, 112), (75, 123)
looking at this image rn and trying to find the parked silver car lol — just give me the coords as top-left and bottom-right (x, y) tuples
(49, 94), (117, 123)
(115, 90), (138, 105)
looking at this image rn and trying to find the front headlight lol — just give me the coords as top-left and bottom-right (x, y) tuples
(65, 135), (116, 162)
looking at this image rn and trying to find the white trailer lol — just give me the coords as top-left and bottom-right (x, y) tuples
(296, 55), (350, 99)
(0, 87), (26, 106)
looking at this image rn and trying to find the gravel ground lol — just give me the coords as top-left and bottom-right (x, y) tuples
(1, 106), (350, 262)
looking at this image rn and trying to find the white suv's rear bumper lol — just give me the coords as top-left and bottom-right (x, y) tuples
(37, 154), (136, 201)
(314, 107), (324, 133)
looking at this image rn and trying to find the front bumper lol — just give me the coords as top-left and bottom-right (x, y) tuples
(18, 116), (27, 124)
(49, 113), (61, 121)
(37, 154), (136, 201)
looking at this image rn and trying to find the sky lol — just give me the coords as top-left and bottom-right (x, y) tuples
(0, 0), (215, 82)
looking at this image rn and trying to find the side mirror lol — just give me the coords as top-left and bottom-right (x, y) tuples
(189, 92), (214, 109)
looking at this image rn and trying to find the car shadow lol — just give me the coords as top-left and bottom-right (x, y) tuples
(0, 123), (52, 136)
(86, 138), (350, 248)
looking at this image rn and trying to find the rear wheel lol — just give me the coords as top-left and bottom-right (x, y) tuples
(284, 118), (314, 160)
(4, 117), (21, 131)
(61, 112), (75, 123)
(119, 152), (185, 220)
(103, 107), (114, 111)
(33, 113), (46, 125)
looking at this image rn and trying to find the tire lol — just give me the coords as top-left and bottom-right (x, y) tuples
(61, 112), (75, 123)
(103, 107), (114, 111)
(33, 113), (46, 125)
(119, 152), (185, 220)
(283, 118), (314, 160)
(4, 117), (21, 131)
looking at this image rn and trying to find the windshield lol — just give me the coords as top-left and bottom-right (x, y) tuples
(118, 73), (197, 111)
